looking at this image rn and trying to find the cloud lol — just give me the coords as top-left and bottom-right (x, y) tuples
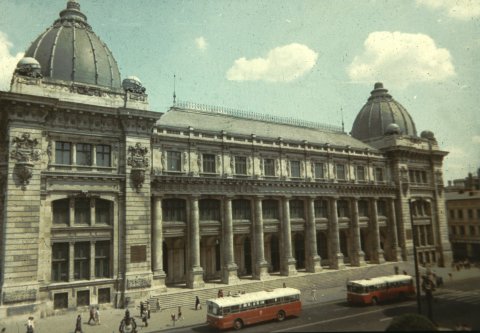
(0, 31), (24, 91)
(226, 43), (318, 82)
(472, 135), (480, 144)
(416, 0), (480, 20)
(195, 37), (207, 51)
(347, 31), (455, 88)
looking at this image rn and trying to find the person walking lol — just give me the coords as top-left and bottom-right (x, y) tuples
(311, 288), (317, 301)
(140, 301), (145, 318)
(141, 307), (148, 327)
(195, 296), (200, 310)
(146, 301), (150, 319)
(119, 309), (137, 333)
(26, 316), (34, 333)
(74, 314), (83, 333)
(177, 306), (183, 321)
(87, 306), (96, 325)
(95, 306), (100, 325)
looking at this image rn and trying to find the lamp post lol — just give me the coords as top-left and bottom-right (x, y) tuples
(408, 198), (422, 315)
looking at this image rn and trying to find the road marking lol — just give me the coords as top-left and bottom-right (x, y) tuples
(380, 317), (393, 322)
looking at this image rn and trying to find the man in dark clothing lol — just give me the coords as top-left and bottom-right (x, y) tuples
(195, 296), (200, 310)
(74, 315), (83, 333)
(87, 306), (95, 325)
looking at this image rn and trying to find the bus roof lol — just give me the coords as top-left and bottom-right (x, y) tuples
(347, 275), (413, 287)
(206, 288), (300, 307)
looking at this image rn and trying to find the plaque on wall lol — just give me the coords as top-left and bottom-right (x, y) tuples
(130, 245), (147, 263)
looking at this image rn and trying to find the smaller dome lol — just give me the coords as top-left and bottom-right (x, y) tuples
(15, 57), (42, 78)
(122, 76), (146, 94)
(385, 123), (401, 135)
(420, 130), (435, 140)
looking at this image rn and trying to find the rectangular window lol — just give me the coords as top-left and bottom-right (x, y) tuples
(458, 209), (463, 219)
(290, 200), (304, 218)
(74, 242), (90, 280)
(96, 144), (111, 167)
(290, 160), (301, 178)
(162, 199), (186, 222)
(95, 241), (110, 278)
(468, 209), (474, 219)
(314, 163), (325, 179)
(75, 198), (91, 224)
(98, 288), (111, 304)
(469, 225), (475, 236)
(377, 200), (387, 216)
(314, 200), (328, 218)
(55, 142), (71, 165)
(450, 210), (455, 219)
(235, 156), (247, 175)
(337, 200), (349, 218)
(76, 143), (92, 166)
(233, 200), (251, 220)
(420, 171), (427, 184)
(409, 170), (415, 183)
(95, 199), (111, 224)
(199, 199), (221, 221)
(167, 151), (182, 171)
(53, 199), (70, 225)
(336, 164), (346, 180)
(356, 166), (366, 181)
(53, 293), (68, 310)
(262, 200), (279, 219)
(52, 243), (69, 282)
(77, 290), (90, 307)
(358, 200), (369, 217)
(264, 158), (275, 176)
(202, 154), (216, 173)
(375, 167), (384, 182)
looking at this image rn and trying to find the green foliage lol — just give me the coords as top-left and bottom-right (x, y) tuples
(386, 313), (437, 331)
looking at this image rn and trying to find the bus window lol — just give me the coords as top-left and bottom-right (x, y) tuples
(208, 303), (220, 315)
(231, 305), (240, 313)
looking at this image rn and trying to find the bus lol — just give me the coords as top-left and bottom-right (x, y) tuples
(206, 287), (301, 330)
(347, 274), (415, 305)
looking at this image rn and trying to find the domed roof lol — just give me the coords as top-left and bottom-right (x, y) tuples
(351, 82), (417, 141)
(24, 0), (121, 89)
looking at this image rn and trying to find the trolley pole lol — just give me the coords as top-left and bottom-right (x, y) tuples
(409, 199), (422, 315)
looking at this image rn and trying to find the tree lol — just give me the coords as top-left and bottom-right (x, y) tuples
(386, 313), (437, 331)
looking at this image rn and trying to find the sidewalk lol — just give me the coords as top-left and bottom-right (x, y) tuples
(1, 264), (478, 333)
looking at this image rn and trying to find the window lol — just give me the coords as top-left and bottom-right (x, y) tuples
(75, 198), (91, 224)
(356, 166), (366, 181)
(199, 199), (220, 221)
(74, 242), (90, 280)
(95, 241), (110, 278)
(450, 210), (455, 219)
(55, 142), (71, 165)
(377, 200), (387, 216)
(375, 167), (384, 182)
(290, 200), (304, 219)
(358, 200), (369, 217)
(290, 161), (301, 178)
(468, 209), (474, 219)
(477, 209), (480, 219)
(96, 144), (111, 167)
(76, 143), (92, 166)
(420, 171), (427, 184)
(336, 164), (346, 180)
(202, 154), (216, 173)
(314, 163), (325, 179)
(262, 200), (279, 219)
(459, 225), (465, 235)
(314, 200), (328, 218)
(52, 243), (69, 282)
(233, 199), (251, 220)
(264, 158), (275, 176)
(458, 209), (463, 219)
(234, 156), (247, 175)
(95, 199), (111, 224)
(469, 225), (476, 236)
(98, 288), (111, 304)
(162, 199), (186, 222)
(167, 151), (182, 171)
(77, 290), (90, 307)
(54, 293), (68, 309)
(53, 199), (70, 225)
(337, 200), (349, 218)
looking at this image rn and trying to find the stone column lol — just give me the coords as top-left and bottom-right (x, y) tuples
(90, 241), (96, 280)
(69, 197), (75, 226)
(389, 198), (401, 261)
(152, 197), (166, 289)
(307, 197), (322, 272)
(254, 196), (269, 279)
(351, 197), (366, 266)
(329, 197), (345, 269)
(69, 242), (75, 281)
(90, 197), (95, 226)
(222, 196), (239, 284)
(188, 195), (204, 288)
(370, 198), (385, 264)
(281, 197), (297, 276)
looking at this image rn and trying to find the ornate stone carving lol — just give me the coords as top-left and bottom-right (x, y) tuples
(70, 84), (103, 97)
(3, 289), (37, 304)
(127, 143), (150, 191)
(10, 133), (41, 189)
(126, 277), (152, 289)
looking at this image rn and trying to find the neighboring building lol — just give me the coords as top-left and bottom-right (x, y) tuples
(446, 169), (480, 261)
(0, 1), (452, 317)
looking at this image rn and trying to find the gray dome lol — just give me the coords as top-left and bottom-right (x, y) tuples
(24, 0), (121, 89)
(385, 123), (401, 135)
(351, 82), (417, 141)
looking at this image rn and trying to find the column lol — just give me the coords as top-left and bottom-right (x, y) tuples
(90, 197), (95, 226)
(69, 197), (75, 226)
(370, 198), (385, 264)
(222, 196), (239, 284)
(152, 197), (166, 289)
(307, 197), (322, 272)
(281, 197), (297, 276)
(389, 198), (401, 261)
(188, 195), (204, 288)
(329, 197), (345, 269)
(351, 198), (366, 266)
(254, 196), (269, 279)
(69, 241), (75, 282)
(90, 241), (96, 280)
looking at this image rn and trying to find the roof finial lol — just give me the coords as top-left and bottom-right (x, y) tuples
(173, 74), (177, 105)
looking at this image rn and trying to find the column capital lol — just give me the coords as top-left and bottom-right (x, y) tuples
(224, 194), (235, 200)
(329, 195), (340, 200)
(190, 194), (201, 199)
(254, 195), (265, 200)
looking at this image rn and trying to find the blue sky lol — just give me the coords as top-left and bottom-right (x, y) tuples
(0, 0), (479, 182)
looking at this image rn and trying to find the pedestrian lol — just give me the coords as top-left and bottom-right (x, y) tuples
(195, 296), (200, 310)
(394, 266), (399, 275)
(283, 282), (286, 288)
(403, 270), (408, 275)
(74, 314), (83, 333)
(119, 309), (137, 333)
(87, 306), (95, 325)
(140, 301), (145, 318)
(178, 306), (183, 320)
(95, 306), (100, 325)
(449, 272), (453, 281)
(171, 313), (176, 327)
(311, 288), (317, 301)
(218, 289), (224, 298)
(26, 316), (34, 333)
(146, 301), (150, 319)
(141, 307), (148, 327)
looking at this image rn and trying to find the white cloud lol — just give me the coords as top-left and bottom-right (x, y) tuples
(226, 43), (318, 82)
(195, 37), (207, 51)
(416, 0), (480, 20)
(472, 135), (480, 144)
(0, 31), (24, 91)
(347, 31), (455, 88)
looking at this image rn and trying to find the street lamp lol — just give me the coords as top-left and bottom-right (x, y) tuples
(408, 198), (422, 315)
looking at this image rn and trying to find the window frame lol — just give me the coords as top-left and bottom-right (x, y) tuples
(234, 156), (247, 175)
(55, 141), (71, 165)
(264, 158), (275, 176)
(290, 160), (301, 178)
(96, 144), (111, 167)
(202, 153), (216, 173)
(167, 150), (182, 172)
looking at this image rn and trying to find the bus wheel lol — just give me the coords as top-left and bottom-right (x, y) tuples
(371, 297), (378, 305)
(277, 310), (286, 321)
(234, 319), (243, 330)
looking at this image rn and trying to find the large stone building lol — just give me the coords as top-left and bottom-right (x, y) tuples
(0, 0), (452, 317)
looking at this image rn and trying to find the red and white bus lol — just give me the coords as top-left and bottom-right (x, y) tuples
(206, 287), (301, 330)
(347, 274), (415, 305)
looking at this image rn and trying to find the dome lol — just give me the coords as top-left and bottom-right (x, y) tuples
(351, 82), (417, 141)
(23, 0), (121, 90)
(385, 123), (401, 135)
